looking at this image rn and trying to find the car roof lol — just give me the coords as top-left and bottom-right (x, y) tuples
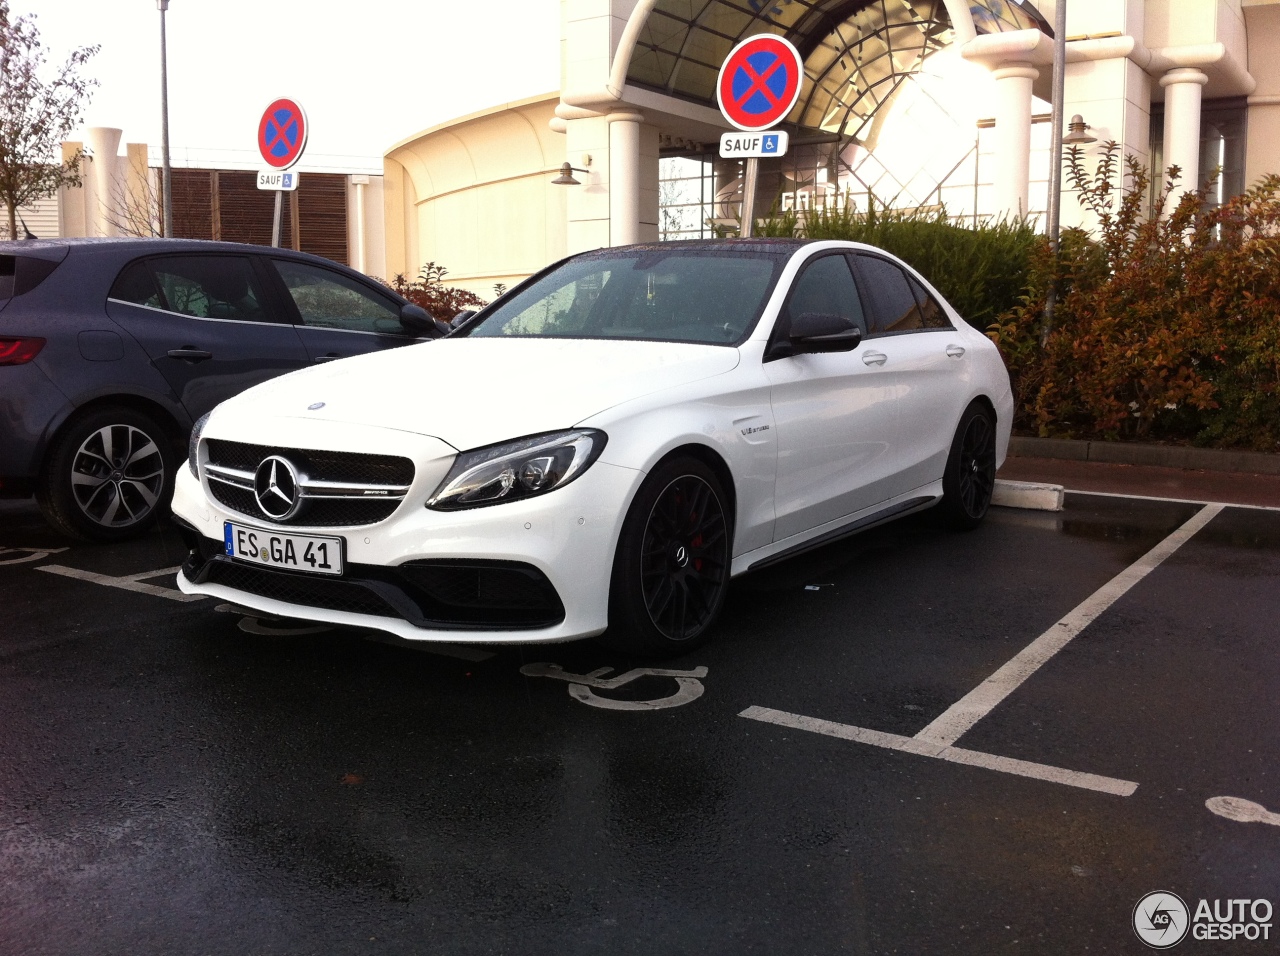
(0, 236), (354, 269)
(576, 238), (811, 258)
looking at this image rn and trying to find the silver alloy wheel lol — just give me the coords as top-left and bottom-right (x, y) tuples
(69, 424), (166, 528)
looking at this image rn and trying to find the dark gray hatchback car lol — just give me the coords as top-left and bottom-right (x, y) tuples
(0, 238), (440, 540)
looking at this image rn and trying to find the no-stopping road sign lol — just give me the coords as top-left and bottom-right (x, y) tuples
(258, 98), (308, 170)
(716, 34), (803, 132)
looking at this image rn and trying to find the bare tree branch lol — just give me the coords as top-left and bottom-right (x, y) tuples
(0, 2), (98, 239)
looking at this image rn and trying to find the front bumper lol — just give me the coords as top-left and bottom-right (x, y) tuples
(172, 446), (643, 644)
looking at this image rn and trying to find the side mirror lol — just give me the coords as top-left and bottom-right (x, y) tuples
(400, 303), (449, 338)
(790, 312), (862, 353)
(450, 309), (478, 330)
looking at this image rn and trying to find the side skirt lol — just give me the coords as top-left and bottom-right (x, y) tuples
(740, 495), (939, 574)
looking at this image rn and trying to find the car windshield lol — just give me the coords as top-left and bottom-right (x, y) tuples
(462, 248), (785, 345)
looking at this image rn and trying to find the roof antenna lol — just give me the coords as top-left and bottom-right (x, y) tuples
(16, 213), (37, 240)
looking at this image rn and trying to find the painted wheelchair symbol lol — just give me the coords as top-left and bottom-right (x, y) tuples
(0, 545), (68, 566)
(520, 662), (708, 711)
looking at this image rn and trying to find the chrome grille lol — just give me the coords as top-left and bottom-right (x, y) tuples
(203, 440), (414, 527)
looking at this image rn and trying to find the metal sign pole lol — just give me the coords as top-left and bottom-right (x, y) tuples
(271, 189), (283, 247)
(1040, 0), (1068, 346)
(740, 156), (759, 238)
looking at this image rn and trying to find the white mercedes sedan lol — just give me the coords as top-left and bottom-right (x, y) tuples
(173, 239), (1012, 656)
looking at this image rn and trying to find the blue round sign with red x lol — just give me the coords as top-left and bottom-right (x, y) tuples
(716, 34), (803, 133)
(257, 98), (308, 170)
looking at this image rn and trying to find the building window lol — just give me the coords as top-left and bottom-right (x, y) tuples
(1149, 98), (1247, 211)
(659, 153), (718, 241)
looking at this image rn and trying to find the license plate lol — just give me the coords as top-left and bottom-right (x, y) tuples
(223, 521), (344, 576)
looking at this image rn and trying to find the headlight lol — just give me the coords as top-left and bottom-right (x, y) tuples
(188, 411), (212, 477)
(427, 429), (607, 511)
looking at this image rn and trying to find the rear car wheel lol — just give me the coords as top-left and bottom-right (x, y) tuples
(598, 457), (731, 658)
(37, 406), (175, 541)
(937, 401), (997, 530)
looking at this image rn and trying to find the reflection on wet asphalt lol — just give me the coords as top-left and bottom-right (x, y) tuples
(1, 494), (1277, 954)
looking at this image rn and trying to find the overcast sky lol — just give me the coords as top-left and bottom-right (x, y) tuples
(18, 0), (561, 168)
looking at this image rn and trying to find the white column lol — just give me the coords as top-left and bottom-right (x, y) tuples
(84, 127), (122, 237)
(991, 63), (1038, 218)
(1160, 68), (1208, 210)
(607, 110), (643, 247)
(351, 174), (369, 273)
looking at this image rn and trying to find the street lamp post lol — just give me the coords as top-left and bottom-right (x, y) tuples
(1040, 0), (1067, 346)
(158, 0), (173, 238)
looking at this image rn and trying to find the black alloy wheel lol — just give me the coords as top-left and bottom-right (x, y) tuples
(38, 406), (175, 541)
(938, 401), (997, 530)
(600, 457), (731, 657)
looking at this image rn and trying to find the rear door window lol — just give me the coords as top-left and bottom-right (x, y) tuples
(111, 256), (273, 322)
(906, 273), (951, 329)
(853, 255), (925, 335)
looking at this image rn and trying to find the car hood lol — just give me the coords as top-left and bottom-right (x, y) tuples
(215, 337), (741, 451)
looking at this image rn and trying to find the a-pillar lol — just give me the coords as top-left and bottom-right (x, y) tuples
(1160, 68), (1208, 211)
(991, 63), (1038, 218)
(607, 110), (643, 246)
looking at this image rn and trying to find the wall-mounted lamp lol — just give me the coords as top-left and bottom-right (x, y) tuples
(552, 155), (593, 186)
(1063, 114), (1097, 145)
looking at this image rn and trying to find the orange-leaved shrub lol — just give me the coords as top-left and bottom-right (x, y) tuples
(989, 143), (1280, 450)
(387, 262), (487, 323)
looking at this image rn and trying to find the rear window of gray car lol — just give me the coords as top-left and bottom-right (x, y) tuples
(0, 254), (62, 303)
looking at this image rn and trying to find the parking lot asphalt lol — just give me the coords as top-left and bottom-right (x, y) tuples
(1, 487), (1278, 955)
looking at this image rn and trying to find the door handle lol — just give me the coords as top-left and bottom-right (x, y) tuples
(313, 353), (343, 363)
(862, 350), (887, 366)
(167, 347), (212, 362)
(946, 345), (966, 358)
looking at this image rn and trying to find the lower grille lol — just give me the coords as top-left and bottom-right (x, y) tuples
(184, 543), (564, 631)
(202, 560), (401, 618)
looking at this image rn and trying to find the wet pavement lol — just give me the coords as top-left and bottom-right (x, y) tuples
(1, 488), (1278, 955)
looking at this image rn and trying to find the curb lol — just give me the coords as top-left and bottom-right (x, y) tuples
(1008, 437), (1280, 476)
(993, 479), (1064, 512)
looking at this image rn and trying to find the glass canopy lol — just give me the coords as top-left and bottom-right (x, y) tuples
(627, 0), (1051, 140)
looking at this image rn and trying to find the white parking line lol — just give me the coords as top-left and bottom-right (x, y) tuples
(741, 706), (1138, 797)
(1071, 489), (1280, 513)
(37, 564), (208, 603)
(740, 502), (1224, 797)
(915, 503), (1222, 747)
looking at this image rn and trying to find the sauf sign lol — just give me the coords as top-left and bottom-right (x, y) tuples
(719, 130), (790, 159)
(256, 170), (298, 192)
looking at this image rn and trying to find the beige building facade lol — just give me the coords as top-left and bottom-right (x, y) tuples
(384, 0), (1280, 298)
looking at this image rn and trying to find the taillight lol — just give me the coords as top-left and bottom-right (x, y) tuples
(0, 337), (46, 365)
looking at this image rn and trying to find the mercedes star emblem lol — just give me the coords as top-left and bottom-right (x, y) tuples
(253, 455), (302, 520)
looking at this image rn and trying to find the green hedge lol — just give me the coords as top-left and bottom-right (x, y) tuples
(756, 199), (1043, 331)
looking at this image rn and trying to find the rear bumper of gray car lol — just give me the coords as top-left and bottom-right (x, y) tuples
(0, 361), (71, 492)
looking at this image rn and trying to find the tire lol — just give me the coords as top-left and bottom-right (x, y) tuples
(37, 406), (175, 542)
(936, 401), (997, 531)
(598, 456), (732, 658)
